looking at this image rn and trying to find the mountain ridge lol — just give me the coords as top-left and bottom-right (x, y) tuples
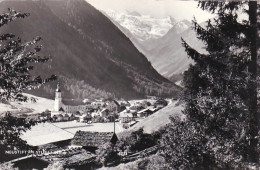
(103, 9), (203, 78)
(0, 0), (181, 100)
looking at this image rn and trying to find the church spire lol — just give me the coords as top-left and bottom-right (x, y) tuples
(56, 82), (61, 92)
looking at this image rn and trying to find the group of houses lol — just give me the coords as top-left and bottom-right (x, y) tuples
(48, 83), (168, 124)
(17, 84), (169, 125)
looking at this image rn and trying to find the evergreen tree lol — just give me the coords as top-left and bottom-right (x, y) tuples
(182, 1), (259, 164)
(159, 1), (259, 169)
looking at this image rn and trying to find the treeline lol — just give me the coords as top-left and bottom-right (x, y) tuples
(58, 76), (115, 100)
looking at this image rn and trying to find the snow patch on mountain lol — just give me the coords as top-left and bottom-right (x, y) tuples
(104, 9), (176, 41)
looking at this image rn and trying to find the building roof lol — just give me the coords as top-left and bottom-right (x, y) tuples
(20, 122), (74, 146)
(137, 108), (154, 114)
(40, 148), (96, 166)
(119, 112), (133, 118)
(112, 100), (120, 107)
(59, 107), (65, 112)
(63, 99), (86, 106)
(71, 131), (118, 147)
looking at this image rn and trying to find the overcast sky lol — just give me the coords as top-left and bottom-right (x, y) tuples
(85, 0), (213, 23)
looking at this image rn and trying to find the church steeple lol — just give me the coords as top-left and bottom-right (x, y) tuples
(54, 82), (62, 112)
(56, 82), (61, 92)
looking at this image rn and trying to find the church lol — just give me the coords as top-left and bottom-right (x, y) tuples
(52, 83), (88, 116)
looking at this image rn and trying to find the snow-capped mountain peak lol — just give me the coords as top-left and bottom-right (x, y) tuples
(104, 9), (176, 41)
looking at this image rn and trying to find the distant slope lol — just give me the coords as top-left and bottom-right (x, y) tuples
(0, 0), (181, 100)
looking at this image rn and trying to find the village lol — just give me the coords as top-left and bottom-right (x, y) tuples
(7, 84), (174, 169)
(18, 84), (170, 128)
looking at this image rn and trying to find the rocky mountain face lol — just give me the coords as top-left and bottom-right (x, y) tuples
(0, 0), (181, 100)
(105, 9), (176, 42)
(104, 10), (204, 80)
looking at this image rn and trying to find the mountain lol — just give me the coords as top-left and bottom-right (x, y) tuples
(105, 9), (176, 42)
(0, 0), (181, 100)
(104, 10), (203, 78)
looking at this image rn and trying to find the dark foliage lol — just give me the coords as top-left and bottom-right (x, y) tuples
(0, 8), (55, 163)
(117, 128), (160, 153)
(0, 9), (56, 102)
(159, 1), (259, 169)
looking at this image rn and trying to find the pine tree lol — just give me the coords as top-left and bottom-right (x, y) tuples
(182, 1), (259, 164)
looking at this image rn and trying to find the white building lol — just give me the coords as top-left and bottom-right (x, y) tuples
(52, 83), (89, 116)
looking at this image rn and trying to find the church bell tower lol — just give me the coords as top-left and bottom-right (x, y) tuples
(54, 82), (62, 112)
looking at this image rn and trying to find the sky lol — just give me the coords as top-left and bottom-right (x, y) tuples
(85, 0), (213, 23)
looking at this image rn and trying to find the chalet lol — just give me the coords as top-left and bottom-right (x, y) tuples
(155, 99), (168, 108)
(13, 156), (50, 170)
(71, 131), (118, 152)
(119, 112), (134, 123)
(40, 110), (51, 118)
(56, 114), (64, 122)
(91, 101), (105, 108)
(120, 101), (131, 107)
(106, 100), (120, 112)
(39, 148), (96, 168)
(137, 108), (154, 117)
(12, 148), (97, 170)
(100, 108), (109, 117)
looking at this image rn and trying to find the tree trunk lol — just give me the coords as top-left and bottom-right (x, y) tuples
(248, 1), (258, 163)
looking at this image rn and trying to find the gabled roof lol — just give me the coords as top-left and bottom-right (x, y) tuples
(59, 107), (65, 112)
(107, 100), (120, 107)
(119, 112), (133, 118)
(21, 123), (74, 146)
(71, 131), (118, 147)
(63, 99), (86, 106)
(112, 100), (120, 107)
(39, 148), (96, 166)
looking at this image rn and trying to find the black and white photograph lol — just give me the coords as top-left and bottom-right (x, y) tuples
(0, 0), (259, 169)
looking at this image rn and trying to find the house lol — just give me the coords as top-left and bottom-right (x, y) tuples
(13, 156), (50, 170)
(71, 131), (118, 152)
(100, 108), (109, 117)
(56, 114), (64, 122)
(137, 108), (154, 117)
(40, 148), (96, 168)
(12, 148), (97, 170)
(91, 101), (105, 108)
(119, 112), (134, 123)
(154, 99), (168, 108)
(106, 100), (120, 112)
(83, 114), (92, 123)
